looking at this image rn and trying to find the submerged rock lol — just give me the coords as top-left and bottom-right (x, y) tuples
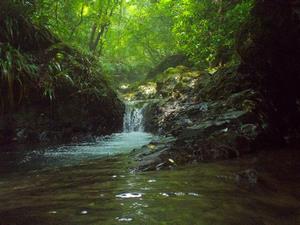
(236, 169), (258, 187)
(216, 169), (258, 187)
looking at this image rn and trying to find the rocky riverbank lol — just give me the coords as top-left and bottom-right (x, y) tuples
(131, 65), (271, 171)
(130, 0), (300, 171)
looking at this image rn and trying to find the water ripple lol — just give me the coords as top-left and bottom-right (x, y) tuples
(116, 192), (143, 199)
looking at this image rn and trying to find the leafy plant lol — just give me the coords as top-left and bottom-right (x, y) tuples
(172, 0), (254, 68)
(0, 43), (38, 109)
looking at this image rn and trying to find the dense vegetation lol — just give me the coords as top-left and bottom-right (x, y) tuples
(1, 0), (299, 149)
(0, 0), (124, 144)
(0, 0), (254, 144)
(4, 0), (253, 83)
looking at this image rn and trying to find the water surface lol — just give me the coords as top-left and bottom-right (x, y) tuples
(0, 102), (299, 225)
(0, 148), (299, 225)
(0, 132), (152, 174)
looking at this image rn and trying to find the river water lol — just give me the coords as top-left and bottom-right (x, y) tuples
(0, 102), (299, 225)
(0, 101), (151, 174)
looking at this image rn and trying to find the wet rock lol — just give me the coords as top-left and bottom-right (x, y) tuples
(235, 169), (258, 187)
(133, 0), (300, 170)
(147, 55), (191, 79)
(216, 169), (258, 187)
(16, 128), (28, 142)
(133, 65), (272, 170)
(240, 124), (258, 138)
(134, 136), (176, 171)
(187, 102), (209, 112)
(39, 131), (50, 142)
(180, 120), (229, 139)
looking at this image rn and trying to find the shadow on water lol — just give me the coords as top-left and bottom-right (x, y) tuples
(0, 148), (300, 225)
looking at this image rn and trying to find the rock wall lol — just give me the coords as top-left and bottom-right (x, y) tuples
(237, 0), (300, 140)
(135, 0), (300, 170)
(136, 66), (271, 170)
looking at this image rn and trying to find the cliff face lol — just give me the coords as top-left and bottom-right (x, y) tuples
(133, 0), (300, 171)
(237, 0), (300, 141)
(0, 4), (124, 145)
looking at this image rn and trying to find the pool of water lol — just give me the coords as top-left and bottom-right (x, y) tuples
(0, 132), (299, 225)
(0, 132), (153, 174)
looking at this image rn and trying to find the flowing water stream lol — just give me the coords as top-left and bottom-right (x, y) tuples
(0, 102), (299, 225)
(0, 101), (151, 174)
(123, 101), (146, 132)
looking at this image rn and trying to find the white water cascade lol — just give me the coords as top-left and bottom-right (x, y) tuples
(9, 101), (152, 171)
(123, 101), (146, 132)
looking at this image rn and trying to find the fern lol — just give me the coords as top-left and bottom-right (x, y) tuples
(0, 43), (38, 109)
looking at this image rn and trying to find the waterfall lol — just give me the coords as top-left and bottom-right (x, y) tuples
(123, 101), (146, 132)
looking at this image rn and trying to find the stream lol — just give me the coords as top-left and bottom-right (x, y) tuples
(0, 102), (299, 225)
(0, 101), (152, 174)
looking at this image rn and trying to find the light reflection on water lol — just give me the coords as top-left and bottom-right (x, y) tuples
(0, 132), (152, 173)
(41, 132), (152, 162)
(116, 193), (143, 199)
(0, 155), (299, 225)
(0, 135), (299, 225)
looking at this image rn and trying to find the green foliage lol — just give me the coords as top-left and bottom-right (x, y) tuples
(15, 0), (177, 82)
(39, 43), (110, 101)
(0, 2), (111, 113)
(172, 0), (254, 68)
(0, 0), (254, 91)
(0, 43), (38, 109)
(31, 0), (122, 55)
(103, 0), (177, 81)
